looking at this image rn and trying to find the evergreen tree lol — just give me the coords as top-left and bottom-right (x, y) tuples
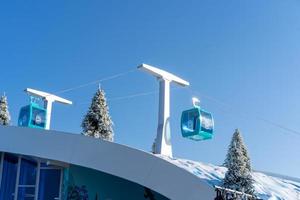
(81, 87), (114, 141)
(151, 138), (156, 153)
(0, 94), (11, 126)
(144, 187), (156, 200)
(67, 185), (88, 200)
(223, 129), (255, 195)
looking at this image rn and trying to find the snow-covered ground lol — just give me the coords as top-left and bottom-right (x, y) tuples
(159, 156), (300, 200)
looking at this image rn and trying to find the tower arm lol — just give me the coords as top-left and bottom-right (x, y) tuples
(138, 64), (190, 87)
(25, 88), (72, 105)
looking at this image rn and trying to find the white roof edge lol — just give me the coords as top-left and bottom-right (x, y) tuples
(138, 63), (190, 87)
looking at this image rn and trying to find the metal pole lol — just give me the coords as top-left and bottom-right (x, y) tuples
(44, 99), (53, 130)
(155, 79), (172, 157)
(138, 64), (189, 158)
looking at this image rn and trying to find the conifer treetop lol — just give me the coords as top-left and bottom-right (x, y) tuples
(81, 88), (114, 142)
(0, 94), (11, 126)
(223, 129), (255, 195)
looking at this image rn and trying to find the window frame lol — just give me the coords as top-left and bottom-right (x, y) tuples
(0, 153), (3, 190)
(0, 152), (63, 200)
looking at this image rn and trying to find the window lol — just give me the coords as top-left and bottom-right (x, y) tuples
(17, 187), (35, 200)
(0, 153), (3, 194)
(31, 107), (46, 128)
(17, 159), (37, 200)
(187, 110), (199, 131)
(18, 106), (30, 127)
(38, 169), (61, 200)
(0, 153), (62, 200)
(200, 110), (213, 133)
(0, 152), (2, 183)
(0, 153), (18, 200)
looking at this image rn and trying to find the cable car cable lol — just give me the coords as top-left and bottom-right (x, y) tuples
(108, 90), (157, 102)
(108, 87), (183, 102)
(54, 68), (137, 95)
(74, 87), (183, 106)
(188, 88), (300, 137)
(41, 68), (137, 100)
(75, 90), (158, 106)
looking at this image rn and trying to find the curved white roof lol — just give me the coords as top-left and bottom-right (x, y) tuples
(0, 126), (215, 200)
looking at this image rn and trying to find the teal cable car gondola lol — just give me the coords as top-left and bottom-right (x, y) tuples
(18, 96), (47, 129)
(181, 98), (214, 141)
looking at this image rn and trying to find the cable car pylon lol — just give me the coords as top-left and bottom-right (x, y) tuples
(138, 64), (189, 157)
(18, 88), (72, 130)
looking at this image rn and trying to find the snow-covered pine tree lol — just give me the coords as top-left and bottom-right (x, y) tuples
(223, 129), (255, 195)
(81, 87), (114, 142)
(151, 137), (156, 153)
(0, 94), (11, 126)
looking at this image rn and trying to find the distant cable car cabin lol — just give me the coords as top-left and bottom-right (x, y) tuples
(18, 96), (47, 129)
(181, 98), (214, 141)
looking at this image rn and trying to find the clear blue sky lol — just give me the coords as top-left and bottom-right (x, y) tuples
(1, 1), (300, 178)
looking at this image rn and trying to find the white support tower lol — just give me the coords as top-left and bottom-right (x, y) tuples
(25, 88), (72, 130)
(138, 64), (189, 157)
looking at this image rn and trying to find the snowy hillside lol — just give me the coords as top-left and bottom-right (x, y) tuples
(159, 156), (300, 200)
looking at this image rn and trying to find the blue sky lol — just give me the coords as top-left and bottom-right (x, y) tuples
(1, 1), (300, 178)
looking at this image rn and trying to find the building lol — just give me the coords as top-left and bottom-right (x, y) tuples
(0, 126), (215, 200)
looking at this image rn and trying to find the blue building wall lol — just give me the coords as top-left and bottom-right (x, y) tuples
(66, 165), (169, 200)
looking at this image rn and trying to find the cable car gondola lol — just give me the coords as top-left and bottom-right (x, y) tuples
(18, 96), (47, 129)
(181, 98), (214, 141)
(18, 88), (72, 130)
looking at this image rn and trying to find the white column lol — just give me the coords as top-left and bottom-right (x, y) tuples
(34, 161), (41, 200)
(155, 79), (172, 157)
(45, 99), (54, 130)
(138, 64), (189, 158)
(14, 156), (21, 200)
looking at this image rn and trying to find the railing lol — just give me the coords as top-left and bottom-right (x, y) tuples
(214, 186), (261, 200)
